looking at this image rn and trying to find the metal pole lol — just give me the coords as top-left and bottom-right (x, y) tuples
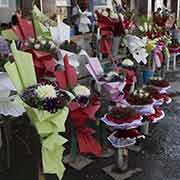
(40, 0), (43, 13)
(117, 148), (124, 169)
(177, 0), (180, 21)
(130, 0), (135, 10)
(148, 0), (152, 18)
(117, 148), (128, 171)
(167, 0), (171, 10)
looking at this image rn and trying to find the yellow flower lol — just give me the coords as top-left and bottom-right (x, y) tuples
(146, 39), (157, 53)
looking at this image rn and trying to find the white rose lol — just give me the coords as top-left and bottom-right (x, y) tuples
(29, 37), (35, 43)
(34, 43), (41, 49)
(41, 40), (47, 45)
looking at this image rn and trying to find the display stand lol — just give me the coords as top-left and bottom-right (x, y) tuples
(103, 146), (142, 180)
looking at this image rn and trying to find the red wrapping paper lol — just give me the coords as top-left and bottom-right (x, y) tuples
(25, 49), (56, 80)
(12, 14), (34, 41)
(114, 129), (143, 139)
(145, 107), (165, 122)
(55, 55), (77, 89)
(106, 113), (141, 124)
(69, 97), (102, 156)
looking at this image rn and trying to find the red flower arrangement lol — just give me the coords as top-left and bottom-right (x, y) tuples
(149, 77), (170, 88)
(143, 86), (161, 99)
(127, 89), (153, 106)
(106, 107), (141, 124)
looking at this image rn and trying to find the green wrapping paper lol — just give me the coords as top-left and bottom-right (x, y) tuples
(1, 29), (18, 40)
(42, 134), (67, 179)
(32, 5), (56, 26)
(5, 41), (37, 93)
(26, 106), (69, 136)
(5, 41), (68, 180)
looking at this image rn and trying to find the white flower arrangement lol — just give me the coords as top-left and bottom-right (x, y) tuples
(73, 85), (91, 97)
(36, 85), (57, 99)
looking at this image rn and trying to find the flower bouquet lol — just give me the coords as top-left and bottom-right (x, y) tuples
(25, 37), (56, 54)
(126, 89), (154, 115)
(21, 81), (70, 113)
(101, 106), (143, 129)
(86, 57), (126, 102)
(108, 129), (145, 148)
(148, 77), (172, 104)
(144, 107), (165, 124)
(69, 85), (102, 157)
(55, 56), (102, 158)
(149, 77), (170, 88)
(143, 86), (164, 106)
(5, 41), (69, 180)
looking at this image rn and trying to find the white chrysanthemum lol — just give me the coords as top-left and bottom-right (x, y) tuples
(34, 43), (41, 49)
(73, 85), (90, 97)
(36, 85), (57, 99)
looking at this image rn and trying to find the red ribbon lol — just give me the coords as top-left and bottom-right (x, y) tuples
(69, 97), (102, 156)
